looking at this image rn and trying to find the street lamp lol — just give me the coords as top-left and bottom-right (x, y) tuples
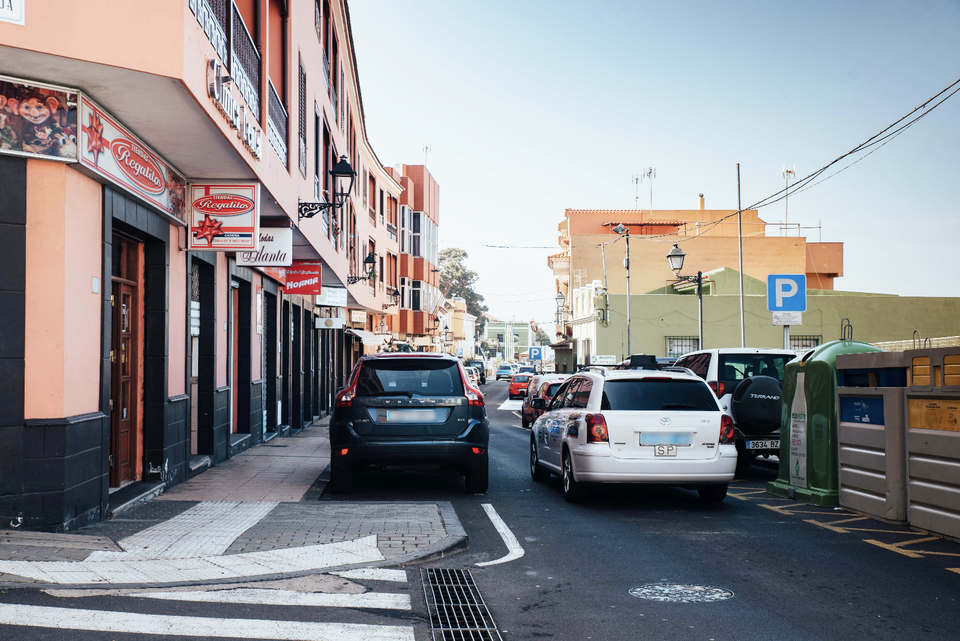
(666, 243), (704, 350)
(347, 252), (376, 284)
(554, 290), (565, 326)
(613, 223), (631, 356)
(298, 155), (356, 220)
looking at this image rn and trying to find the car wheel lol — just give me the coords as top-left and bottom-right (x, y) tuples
(465, 457), (489, 493)
(330, 459), (355, 493)
(698, 483), (728, 503)
(521, 414), (529, 428)
(561, 449), (586, 502)
(530, 438), (549, 482)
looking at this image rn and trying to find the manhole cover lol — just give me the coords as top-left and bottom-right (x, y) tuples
(629, 584), (734, 603)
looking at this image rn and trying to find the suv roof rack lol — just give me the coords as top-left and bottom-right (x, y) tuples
(659, 366), (696, 376)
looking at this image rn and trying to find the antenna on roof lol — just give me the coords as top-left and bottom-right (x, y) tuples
(423, 145), (432, 167)
(641, 167), (656, 209)
(631, 174), (640, 208)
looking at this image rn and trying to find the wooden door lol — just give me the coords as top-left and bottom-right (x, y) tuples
(110, 280), (138, 486)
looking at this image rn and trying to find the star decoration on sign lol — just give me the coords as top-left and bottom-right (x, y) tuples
(82, 111), (109, 165)
(192, 214), (224, 245)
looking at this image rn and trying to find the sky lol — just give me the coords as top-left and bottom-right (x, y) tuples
(348, 0), (960, 327)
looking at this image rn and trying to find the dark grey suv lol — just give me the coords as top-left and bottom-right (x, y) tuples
(329, 353), (489, 493)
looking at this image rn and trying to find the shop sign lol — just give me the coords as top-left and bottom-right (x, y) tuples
(317, 317), (345, 330)
(0, 75), (77, 162)
(316, 286), (347, 308)
(79, 96), (186, 223)
(284, 261), (323, 295)
(0, 0), (25, 26)
(187, 182), (259, 251)
(259, 266), (286, 284)
(350, 310), (367, 324)
(237, 228), (292, 266)
(207, 59), (262, 159)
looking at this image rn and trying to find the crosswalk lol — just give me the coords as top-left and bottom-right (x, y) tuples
(0, 567), (418, 640)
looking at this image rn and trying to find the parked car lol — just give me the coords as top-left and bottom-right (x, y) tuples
(518, 365), (537, 375)
(521, 374), (569, 428)
(529, 368), (736, 502)
(465, 359), (487, 384)
(329, 353), (489, 493)
(495, 364), (515, 381)
(464, 366), (480, 387)
(508, 374), (533, 399)
(673, 348), (796, 471)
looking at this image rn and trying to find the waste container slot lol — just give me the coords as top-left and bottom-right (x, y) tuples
(945, 356), (960, 386)
(913, 357), (931, 386)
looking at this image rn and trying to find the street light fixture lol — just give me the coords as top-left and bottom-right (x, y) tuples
(613, 223), (631, 357)
(554, 290), (566, 326)
(298, 155), (356, 220)
(347, 252), (376, 284)
(666, 243), (704, 350)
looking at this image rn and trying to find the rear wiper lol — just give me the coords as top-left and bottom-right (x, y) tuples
(660, 403), (697, 409)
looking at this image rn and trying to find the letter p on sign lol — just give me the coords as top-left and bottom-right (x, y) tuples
(767, 274), (806, 312)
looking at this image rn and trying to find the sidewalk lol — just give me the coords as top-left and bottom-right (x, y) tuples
(0, 423), (466, 588)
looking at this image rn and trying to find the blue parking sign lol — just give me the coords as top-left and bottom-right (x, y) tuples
(767, 274), (806, 312)
(529, 346), (542, 361)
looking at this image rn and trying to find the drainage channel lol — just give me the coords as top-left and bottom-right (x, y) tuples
(421, 568), (504, 641)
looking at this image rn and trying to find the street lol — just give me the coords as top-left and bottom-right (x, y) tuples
(1, 380), (959, 640)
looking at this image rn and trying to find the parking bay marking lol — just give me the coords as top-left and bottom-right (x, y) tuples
(475, 504), (525, 567)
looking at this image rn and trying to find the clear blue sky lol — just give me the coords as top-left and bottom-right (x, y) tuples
(349, 0), (960, 327)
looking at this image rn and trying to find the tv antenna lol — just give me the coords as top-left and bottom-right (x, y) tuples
(641, 167), (656, 209)
(782, 165), (797, 235)
(423, 144), (432, 167)
(631, 174), (641, 208)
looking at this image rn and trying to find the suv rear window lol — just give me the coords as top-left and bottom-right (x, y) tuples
(600, 379), (719, 411)
(356, 359), (464, 397)
(717, 354), (792, 386)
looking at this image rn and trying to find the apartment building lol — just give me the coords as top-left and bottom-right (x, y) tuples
(0, 0), (423, 530)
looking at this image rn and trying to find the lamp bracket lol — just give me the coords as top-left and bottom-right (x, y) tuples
(298, 201), (333, 220)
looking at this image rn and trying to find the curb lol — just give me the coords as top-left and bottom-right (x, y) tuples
(0, 501), (468, 592)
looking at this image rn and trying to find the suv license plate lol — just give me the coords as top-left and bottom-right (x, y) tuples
(654, 445), (677, 457)
(746, 439), (780, 450)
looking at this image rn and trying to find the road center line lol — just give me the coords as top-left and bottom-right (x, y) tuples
(475, 504), (525, 567)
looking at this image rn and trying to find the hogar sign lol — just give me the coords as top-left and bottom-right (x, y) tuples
(207, 60), (262, 160)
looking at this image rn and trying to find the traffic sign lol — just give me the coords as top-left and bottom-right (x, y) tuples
(767, 274), (806, 312)
(528, 346), (543, 361)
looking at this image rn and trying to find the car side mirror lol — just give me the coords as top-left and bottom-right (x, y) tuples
(532, 398), (546, 410)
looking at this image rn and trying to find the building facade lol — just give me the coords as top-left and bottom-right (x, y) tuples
(0, 0), (435, 531)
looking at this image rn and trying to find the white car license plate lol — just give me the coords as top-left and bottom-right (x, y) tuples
(654, 445), (677, 457)
(745, 439), (780, 450)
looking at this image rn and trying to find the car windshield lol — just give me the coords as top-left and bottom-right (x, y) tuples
(600, 379), (719, 411)
(546, 383), (563, 396)
(717, 354), (793, 385)
(356, 359), (464, 397)
(467, 361), (483, 368)
(513, 375), (530, 383)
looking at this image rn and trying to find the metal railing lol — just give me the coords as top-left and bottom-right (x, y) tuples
(386, 222), (397, 241)
(231, 3), (260, 118)
(267, 80), (288, 165)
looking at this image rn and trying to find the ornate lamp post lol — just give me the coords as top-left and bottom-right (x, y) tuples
(298, 155), (356, 220)
(666, 243), (704, 350)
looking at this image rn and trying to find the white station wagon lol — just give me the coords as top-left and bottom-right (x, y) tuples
(529, 368), (737, 502)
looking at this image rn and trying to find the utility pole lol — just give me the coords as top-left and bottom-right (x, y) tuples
(737, 163), (745, 347)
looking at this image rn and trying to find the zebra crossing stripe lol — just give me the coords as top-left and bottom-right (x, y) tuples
(136, 587), (411, 610)
(0, 603), (415, 641)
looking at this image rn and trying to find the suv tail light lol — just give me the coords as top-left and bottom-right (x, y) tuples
(335, 366), (361, 408)
(719, 415), (735, 444)
(458, 364), (485, 408)
(708, 381), (725, 397)
(586, 413), (609, 443)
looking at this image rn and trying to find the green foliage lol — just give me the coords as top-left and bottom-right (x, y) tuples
(439, 248), (488, 333)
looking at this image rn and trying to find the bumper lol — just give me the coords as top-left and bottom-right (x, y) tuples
(569, 444), (737, 484)
(332, 421), (488, 468)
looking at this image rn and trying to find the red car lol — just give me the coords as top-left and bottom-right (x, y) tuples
(521, 376), (569, 428)
(508, 374), (532, 399)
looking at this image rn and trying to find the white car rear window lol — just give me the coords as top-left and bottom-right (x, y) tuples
(600, 379), (718, 411)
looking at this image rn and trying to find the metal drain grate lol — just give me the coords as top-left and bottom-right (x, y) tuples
(421, 568), (503, 641)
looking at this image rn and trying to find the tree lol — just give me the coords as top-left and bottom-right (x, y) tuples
(438, 248), (488, 334)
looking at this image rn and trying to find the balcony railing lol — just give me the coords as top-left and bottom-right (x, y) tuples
(267, 80), (288, 165)
(230, 2), (260, 119)
(386, 222), (397, 241)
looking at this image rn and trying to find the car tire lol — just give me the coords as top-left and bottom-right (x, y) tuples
(561, 449), (586, 502)
(530, 438), (549, 482)
(698, 483), (728, 503)
(521, 414), (529, 428)
(330, 459), (355, 493)
(465, 458), (489, 494)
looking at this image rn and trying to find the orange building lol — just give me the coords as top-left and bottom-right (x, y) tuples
(0, 0), (435, 530)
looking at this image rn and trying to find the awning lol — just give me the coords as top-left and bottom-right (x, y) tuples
(345, 328), (388, 347)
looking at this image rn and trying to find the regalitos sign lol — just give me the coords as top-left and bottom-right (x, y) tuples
(78, 96), (186, 224)
(187, 182), (260, 251)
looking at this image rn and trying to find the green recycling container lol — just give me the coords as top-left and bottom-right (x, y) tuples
(767, 340), (883, 506)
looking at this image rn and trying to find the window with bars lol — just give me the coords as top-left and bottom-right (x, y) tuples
(298, 60), (307, 175)
(665, 336), (700, 359)
(790, 335), (822, 349)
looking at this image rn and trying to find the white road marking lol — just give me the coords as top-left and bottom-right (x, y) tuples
(497, 399), (522, 411)
(0, 535), (384, 584)
(475, 504), (525, 567)
(130, 587), (411, 610)
(87, 501), (278, 560)
(332, 568), (408, 583)
(0, 603), (414, 641)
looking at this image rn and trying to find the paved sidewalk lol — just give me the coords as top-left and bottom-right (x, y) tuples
(0, 424), (466, 588)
